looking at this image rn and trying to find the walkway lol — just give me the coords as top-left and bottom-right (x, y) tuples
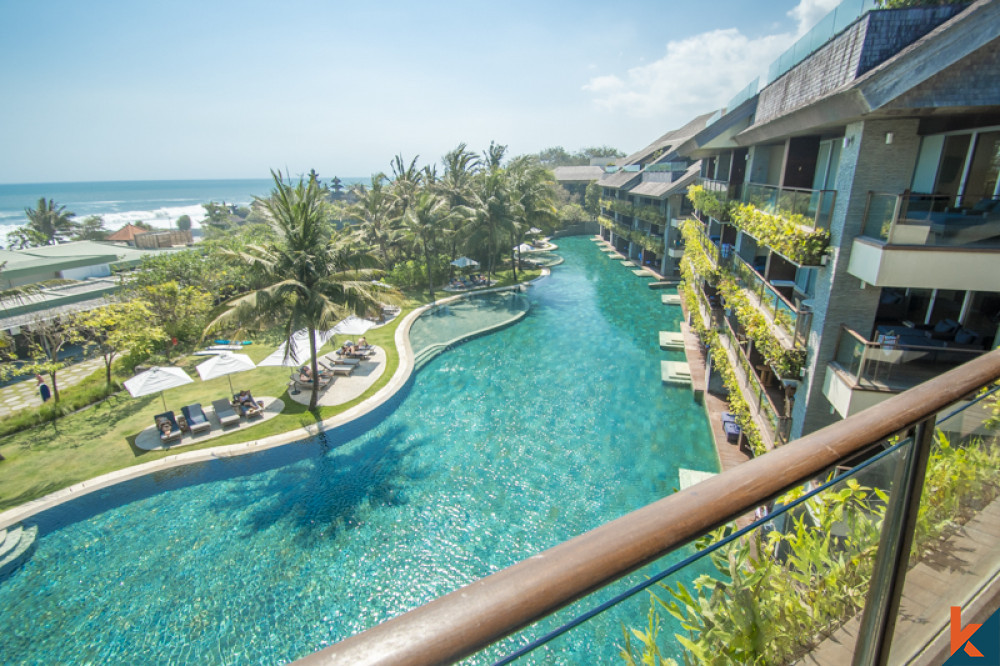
(286, 347), (387, 408)
(0, 357), (105, 418)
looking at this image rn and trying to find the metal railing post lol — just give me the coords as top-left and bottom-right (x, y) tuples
(851, 416), (936, 666)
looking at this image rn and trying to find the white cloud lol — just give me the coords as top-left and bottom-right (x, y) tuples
(583, 28), (791, 120)
(582, 0), (843, 125)
(789, 0), (843, 36)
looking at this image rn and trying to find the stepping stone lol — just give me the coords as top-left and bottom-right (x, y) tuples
(632, 269), (654, 277)
(662, 294), (682, 305)
(620, 260), (636, 267)
(678, 468), (717, 490)
(661, 360), (692, 385)
(0, 524), (38, 579)
(659, 331), (685, 350)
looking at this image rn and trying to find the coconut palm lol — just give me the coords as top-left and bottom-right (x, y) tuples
(388, 154), (423, 221)
(402, 190), (455, 302)
(348, 174), (400, 269)
(508, 157), (558, 280)
(24, 198), (77, 245)
(463, 166), (515, 280)
(436, 144), (482, 271)
(206, 171), (397, 410)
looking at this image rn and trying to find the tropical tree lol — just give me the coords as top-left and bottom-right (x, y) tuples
(436, 144), (482, 270)
(74, 301), (166, 387)
(464, 162), (514, 280)
(585, 181), (601, 220)
(508, 157), (558, 279)
(23, 198), (77, 245)
(139, 281), (214, 357)
(5, 227), (48, 250)
(20, 315), (83, 403)
(176, 214), (192, 231)
(388, 154), (423, 221)
(347, 175), (399, 269)
(402, 190), (454, 302)
(72, 215), (109, 241)
(206, 171), (397, 410)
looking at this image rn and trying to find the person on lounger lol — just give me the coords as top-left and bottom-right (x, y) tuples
(357, 336), (368, 349)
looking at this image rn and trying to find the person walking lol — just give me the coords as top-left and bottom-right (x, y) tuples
(36, 374), (51, 403)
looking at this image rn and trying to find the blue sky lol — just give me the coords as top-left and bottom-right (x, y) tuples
(0, 0), (839, 184)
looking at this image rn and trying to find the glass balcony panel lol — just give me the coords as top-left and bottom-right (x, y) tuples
(834, 327), (868, 379)
(742, 183), (835, 229)
(864, 193), (1000, 248)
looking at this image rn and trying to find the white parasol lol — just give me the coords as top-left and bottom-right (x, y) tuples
(329, 315), (377, 336)
(450, 256), (479, 268)
(196, 352), (257, 394)
(123, 366), (195, 411)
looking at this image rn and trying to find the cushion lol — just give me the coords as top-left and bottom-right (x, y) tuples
(933, 319), (959, 335)
(954, 328), (980, 346)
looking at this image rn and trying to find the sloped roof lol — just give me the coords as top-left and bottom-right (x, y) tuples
(106, 223), (149, 242)
(620, 112), (716, 166)
(553, 166), (605, 183)
(628, 165), (701, 198)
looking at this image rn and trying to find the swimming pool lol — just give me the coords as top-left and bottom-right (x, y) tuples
(0, 237), (717, 664)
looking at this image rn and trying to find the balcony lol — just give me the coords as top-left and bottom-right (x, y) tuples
(731, 254), (812, 348)
(823, 324), (989, 417)
(720, 310), (792, 447)
(742, 182), (837, 230)
(701, 177), (742, 207)
(849, 192), (1000, 291)
(306, 351), (1000, 666)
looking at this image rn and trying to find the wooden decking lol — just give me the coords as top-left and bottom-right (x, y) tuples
(802, 495), (1000, 665)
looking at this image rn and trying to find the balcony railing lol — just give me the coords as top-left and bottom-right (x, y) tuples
(721, 310), (791, 446)
(743, 182), (837, 230)
(831, 325), (990, 391)
(701, 177), (743, 205)
(299, 350), (1000, 665)
(732, 254), (812, 348)
(861, 191), (1000, 248)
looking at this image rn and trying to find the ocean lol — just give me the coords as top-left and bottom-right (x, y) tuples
(0, 177), (365, 240)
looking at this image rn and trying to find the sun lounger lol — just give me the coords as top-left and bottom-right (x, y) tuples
(233, 391), (265, 418)
(153, 411), (183, 443)
(211, 399), (241, 428)
(180, 403), (212, 434)
(721, 412), (742, 444)
(327, 364), (355, 376)
(290, 372), (333, 392)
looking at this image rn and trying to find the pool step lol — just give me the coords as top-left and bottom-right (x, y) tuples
(0, 523), (39, 580)
(632, 269), (655, 277)
(678, 468), (717, 490)
(648, 280), (681, 290)
(659, 331), (685, 350)
(620, 260), (636, 267)
(661, 294), (682, 305)
(661, 361), (692, 386)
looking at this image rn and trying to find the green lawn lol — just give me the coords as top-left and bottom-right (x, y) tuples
(0, 268), (541, 512)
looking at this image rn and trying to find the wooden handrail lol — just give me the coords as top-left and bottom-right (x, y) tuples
(296, 349), (1000, 666)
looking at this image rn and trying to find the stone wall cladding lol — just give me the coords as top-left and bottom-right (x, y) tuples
(858, 4), (970, 76)
(792, 118), (923, 438)
(756, 21), (867, 125)
(756, 5), (968, 126)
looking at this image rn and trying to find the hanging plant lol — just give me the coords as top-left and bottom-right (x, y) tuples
(729, 203), (830, 265)
(718, 276), (807, 377)
(686, 184), (729, 221)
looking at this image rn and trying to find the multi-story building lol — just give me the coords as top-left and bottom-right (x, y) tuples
(676, 0), (1000, 451)
(595, 113), (712, 278)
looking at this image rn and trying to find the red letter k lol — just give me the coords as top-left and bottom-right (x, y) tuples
(951, 606), (984, 657)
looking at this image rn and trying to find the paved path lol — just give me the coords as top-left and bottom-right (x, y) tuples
(0, 357), (106, 418)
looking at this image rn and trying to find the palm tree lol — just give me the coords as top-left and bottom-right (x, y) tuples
(402, 190), (454, 302)
(463, 166), (514, 280)
(508, 157), (558, 280)
(347, 174), (400, 269)
(24, 198), (77, 245)
(388, 154), (423, 221)
(206, 171), (396, 410)
(436, 144), (481, 272)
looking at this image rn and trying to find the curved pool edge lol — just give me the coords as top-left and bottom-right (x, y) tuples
(0, 271), (551, 530)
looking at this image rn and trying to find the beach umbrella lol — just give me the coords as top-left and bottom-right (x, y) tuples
(515, 243), (535, 253)
(258, 329), (330, 367)
(329, 315), (377, 337)
(123, 366), (194, 411)
(528, 227), (542, 235)
(450, 256), (479, 268)
(196, 352), (256, 394)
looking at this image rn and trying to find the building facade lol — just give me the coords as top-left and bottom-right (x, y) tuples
(674, 0), (1000, 451)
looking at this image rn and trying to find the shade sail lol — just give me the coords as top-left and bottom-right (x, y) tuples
(258, 329), (330, 367)
(450, 256), (479, 268)
(329, 315), (377, 336)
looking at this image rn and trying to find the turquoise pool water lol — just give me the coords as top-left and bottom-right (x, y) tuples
(0, 237), (717, 664)
(408, 290), (531, 360)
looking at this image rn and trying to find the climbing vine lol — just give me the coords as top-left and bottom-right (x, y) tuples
(729, 203), (830, 266)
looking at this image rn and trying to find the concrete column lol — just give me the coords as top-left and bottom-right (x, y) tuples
(791, 118), (923, 438)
